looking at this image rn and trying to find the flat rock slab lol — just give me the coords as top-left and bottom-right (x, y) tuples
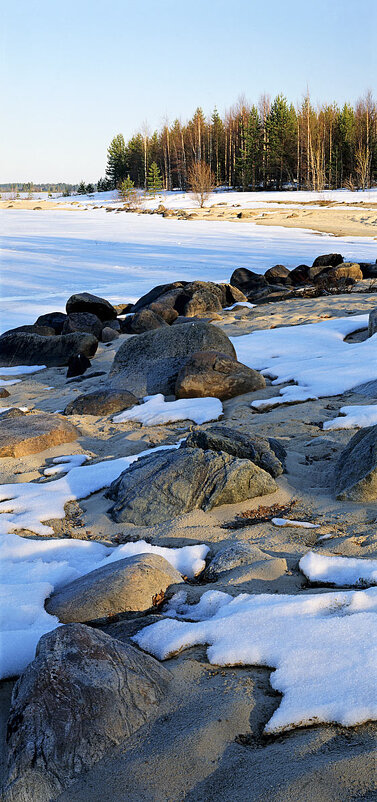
(64, 388), (137, 416)
(184, 425), (284, 478)
(3, 624), (171, 802)
(45, 553), (183, 622)
(107, 446), (277, 526)
(0, 410), (78, 457)
(335, 423), (377, 501)
(109, 321), (236, 396)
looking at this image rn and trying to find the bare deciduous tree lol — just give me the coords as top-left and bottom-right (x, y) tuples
(188, 161), (214, 207)
(355, 144), (371, 190)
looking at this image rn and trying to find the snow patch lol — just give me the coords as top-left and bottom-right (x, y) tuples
(300, 551), (377, 587)
(323, 404), (377, 430)
(113, 394), (223, 426)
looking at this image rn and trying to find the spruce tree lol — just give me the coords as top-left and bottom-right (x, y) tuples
(77, 181), (86, 195)
(106, 134), (128, 187)
(147, 162), (163, 196)
(119, 175), (141, 209)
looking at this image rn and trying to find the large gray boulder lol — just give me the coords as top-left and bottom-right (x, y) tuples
(3, 624), (171, 802)
(45, 553), (183, 622)
(109, 322), (236, 396)
(335, 424), (377, 501)
(368, 308), (377, 338)
(183, 425), (284, 477)
(175, 350), (265, 400)
(0, 331), (98, 367)
(0, 410), (78, 457)
(66, 292), (116, 321)
(107, 446), (277, 526)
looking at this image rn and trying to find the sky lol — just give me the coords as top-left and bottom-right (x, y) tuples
(1, 0), (376, 183)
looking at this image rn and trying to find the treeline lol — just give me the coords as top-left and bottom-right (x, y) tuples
(1, 182), (77, 194)
(105, 91), (377, 192)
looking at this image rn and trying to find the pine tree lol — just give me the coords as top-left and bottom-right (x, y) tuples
(77, 181), (86, 195)
(119, 175), (141, 209)
(106, 134), (127, 187)
(267, 95), (297, 188)
(147, 162), (163, 196)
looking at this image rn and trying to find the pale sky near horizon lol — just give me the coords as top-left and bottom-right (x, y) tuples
(1, 0), (376, 183)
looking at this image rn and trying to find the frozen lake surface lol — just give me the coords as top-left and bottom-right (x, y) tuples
(1, 208), (376, 332)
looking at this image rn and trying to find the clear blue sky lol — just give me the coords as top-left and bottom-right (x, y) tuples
(1, 0), (376, 183)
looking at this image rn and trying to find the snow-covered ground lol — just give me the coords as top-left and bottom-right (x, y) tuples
(1, 207), (376, 333)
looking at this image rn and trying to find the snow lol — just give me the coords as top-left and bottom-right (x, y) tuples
(323, 404), (377, 430)
(224, 301), (255, 311)
(113, 394), (223, 426)
(0, 533), (208, 679)
(133, 585), (377, 733)
(43, 454), (89, 476)
(0, 407), (28, 414)
(0, 443), (178, 536)
(272, 518), (319, 528)
(0, 365), (46, 375)
(0, 379), (21, 388)
(232, 315), (377, 406)
(300, 552), (377, 587)
(1, 207), (376, 333)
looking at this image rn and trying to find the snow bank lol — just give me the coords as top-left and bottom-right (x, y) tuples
(0, 444), (178, 536)
(43, 454), (89, 476)
(134, 585), (377, 733)
(323, 404), (377, 430)
(233, 315), (376, 406)
(300, 551), (377, 587)
(0, 365), (46, 375)
(0, 534), (208, 678)
(224, 301), (255, 311)
(113, 394), (223, 426)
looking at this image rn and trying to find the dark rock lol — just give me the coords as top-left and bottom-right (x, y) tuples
(314, 263), (362, 288)
(109, 322), (236, 396)
(66, 292), (116, 321)
(64, 388), (137, 415)
(219, 283), (248, 306)
(0, 387), (10, 398)
(101, 326), (120, 342)
(62, 311), (103, 339)
(3, 624), (171, 802)
(0, 325), (56, 338)
(249, 285), (293, 304)
(45, 554), (183, 622)
(264, 265), (292, 285)
(113, 303), (133, 315)
(335, 424), (377, 501)
(204, 542), (262, 579)
(99, 614), (161, 645)
(312, 253), (343, 269)
(131, 282), (187, 313)
(175, 351), (265, 401)
(368, 309), (377, 338)
(66, 353), (91, 378)
(360, 263), (377, 279)
(0, 332), (98, 368)
(103, 319), (121, 331)
(0, 410), (78, 457)
(34, 312), (67, 334)
(229, 268), (268, 295)
(288, 264), (312, 285)
(107, 447), (277, 526)
(183, 425), (283, 477)
(176, 281), (223, 318)
(127, 309), (169, 334)
(149, 301), (179, 324)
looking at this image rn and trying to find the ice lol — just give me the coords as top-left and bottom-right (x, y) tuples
(0, 443), (178, 536)
(233, 315), (376, 406)
(323, 404), (377, 430)
(113, 394), (223, 426)
(272, 518), (319, 528)
(43, 454), (89, 476)
(300, 551), (377, 587)
(0, 533), (208, 679)
(134, 585), (377, 733)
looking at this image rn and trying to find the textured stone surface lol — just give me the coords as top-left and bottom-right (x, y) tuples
(288, 264), (311, 285)
(66, 292), (116, 321)
(311, 253), (343, 269)
(101, 326), (120, 342)
(368, 308), (377, 338)
(62, 312), (103, 339)
(314, 263), (362, 287)
(109, 322), (236, 396)
(0, 332), (98, 367)
(264, 265), (291, 285)
(3, 624), (171, 802)
(127, 309), (169, 333)
(0, 325), (56, 338)
(229, 268), (268, 295)
(183, 425), (284, 477)
(34, 312), (67, 334)
(107, 446), (277, 526)
(175, 350), (265, 400)
(64, 388), (137, 416)
(0, 410), (78, 457)
(45, 554), (183, 622)
(335, 424), (377, 501)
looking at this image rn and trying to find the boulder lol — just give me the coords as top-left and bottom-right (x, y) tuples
(101, 326), (120, 342)
(34, 312), (67, 334)
(103, 318), (121, 331)
(368, 309), (377, 338)
(45, 553), (183, 622)
(335, 425), (377, 501)
(288, 264), (311, 285)
(248, 285), (292, 304)
(314, 263), (363, 287)
(183, 425), (284, 477)
(148, 301), (179, 324)
(264, 265), (291, 285)
(62, 311), (103, 339)
(175, 351), (265, 401)
(175, 281), (223, 317)
(0, 332), (98, 368)
(0, 387), (10, 398)
(126, 309), (169, 334)
(360, 263), (377, 279)
(64, 388), (137, 416)
(229, 268), (268, 295)
(66, 292), (116, 321)
(0, 325), (56, 338)
(131, 281), (187, 313)
(204, 542), (272, 579)
(66, 353), (92, 378)
(312, 253), (343, 269)
(109, 322), (236, 396)
(0, 410), (78, 457)
(218, 283), (248, 307)
(107, 447), (277, 526)
(3, 624), (171, 802)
